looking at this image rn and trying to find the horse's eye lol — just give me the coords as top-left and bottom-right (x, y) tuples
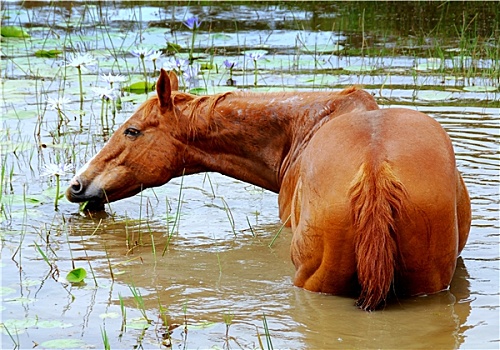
(124, 127), (141, 138)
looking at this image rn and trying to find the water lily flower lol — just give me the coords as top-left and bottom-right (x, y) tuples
(42, 162), (72, 210)
(183, 64), (200, 82)
(183, 16), (201, 30)
(223, 59), (238, 69)
(246, 52), (266, 61)
(41, 163), (72, 177)
(65, 53), (96, 70)
(100, 73), (126, 85)
(149, 51), (163, 62)
(131, 47), (154, 59)
(46, 96), (71, 111)
(92, 87), (118, 100)
(163, 57), (189, 72)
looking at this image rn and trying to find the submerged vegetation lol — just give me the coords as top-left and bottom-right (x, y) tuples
(0, 1), (499, 349)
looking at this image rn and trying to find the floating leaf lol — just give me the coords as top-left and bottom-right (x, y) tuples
(0, 318), (37, 335)
(124, 81), (155, 94)
(187, 321), (217, 330)
(99, 312), (120, 319)
(34, 49), (62, 58)
(299, 75), (339, 85)
(416, 90), (453, 101)
(414, 59), (442, 71)
(40, 339), (88, 349)
(127, 317), (151, 330)
(343, 65), (377, 72)
(66, 267), (87, 283)
(463, 86), (498, 92)
(37, 320), (73, 329)
(300, 43), (343, 53)
(189, 86), (237, 95)
(1, 25), (30, 38)
(0, 287), (16, 296)
(166, 41), (182, 53)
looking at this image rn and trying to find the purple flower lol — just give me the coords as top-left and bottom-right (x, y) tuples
(183, 16), (201, 30)
(183, 64), (200, 82)
(223, 59), (238, 69)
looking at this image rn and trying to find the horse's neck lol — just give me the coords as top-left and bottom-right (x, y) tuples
(176, 92), (314, 192)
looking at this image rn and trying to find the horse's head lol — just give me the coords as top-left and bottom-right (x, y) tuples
(66, 69), (187, 210)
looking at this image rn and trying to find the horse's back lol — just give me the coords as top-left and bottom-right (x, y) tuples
(289, 107), (470, 305)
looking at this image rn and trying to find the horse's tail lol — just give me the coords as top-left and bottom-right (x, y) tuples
(348, 161), (408, 311)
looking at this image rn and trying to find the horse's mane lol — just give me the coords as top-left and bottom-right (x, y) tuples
(139, 86), (360, 134)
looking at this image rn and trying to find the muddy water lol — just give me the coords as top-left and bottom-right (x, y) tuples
(1, 2), (499, 349)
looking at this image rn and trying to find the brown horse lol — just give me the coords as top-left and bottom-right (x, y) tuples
(66, 69), (471, 310)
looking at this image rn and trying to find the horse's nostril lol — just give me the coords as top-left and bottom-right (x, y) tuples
(70, 176), (84, 194)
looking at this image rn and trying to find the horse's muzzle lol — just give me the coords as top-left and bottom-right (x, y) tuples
(66, 176), (105, 211)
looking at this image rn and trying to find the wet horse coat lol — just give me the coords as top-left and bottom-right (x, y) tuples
(67, 70), (471, 310)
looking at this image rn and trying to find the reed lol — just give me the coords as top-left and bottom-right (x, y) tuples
(101, 327), (110, 350)
(128, 284), (151, 323)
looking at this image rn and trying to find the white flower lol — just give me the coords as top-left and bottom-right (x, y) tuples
(46, 96), (71, 111)
(92, 87), (118, 100)
(131, 47), (154, 59)
(246, 52), (266, 61)
(150, 51), (163, 62)
(100, 73), (126, 85)
(65, 53), (96, 70)
(163, 57), (189, 72)
(41, 163), (72, 177)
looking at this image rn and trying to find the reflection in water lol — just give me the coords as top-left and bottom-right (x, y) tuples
(65, 215), (478, 349)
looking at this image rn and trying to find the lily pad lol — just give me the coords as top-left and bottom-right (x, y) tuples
(127, 317), (151, 330)
(66, 267), (87, 283)
(462, 86), (498, 92)
(300, 43), (344, 53)
(34, 49), (62, 58)
(1, 25), (30, 38)
(124, 81), (155, 94)
(37, 320), (73, 329)
(414, 59), (442, 71)
(0, 287), (16, 296)
(40, 339), (88, 349)
(343, 65), (377, 72)
(416, 90), (453, 101)
(299, 75), (339, 85)
(189, 86), (238, 95)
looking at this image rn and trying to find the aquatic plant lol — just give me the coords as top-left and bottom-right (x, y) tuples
(65, 53), (96, 106)
(223, 59), (238, 85)
(183, 63), (200, 87)
(149, 51), (163, 75)
(131, 47), (154, 92)
(41, 163), (72, 210)
(46, 96), (71, 123)
(100, 73), (126, 87)
(246, 51), (266, 86)
(183, 16), (202, 64)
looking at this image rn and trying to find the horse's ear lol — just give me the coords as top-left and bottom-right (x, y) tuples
(168, 71), (179, 91)
(157, 69), (172, 109)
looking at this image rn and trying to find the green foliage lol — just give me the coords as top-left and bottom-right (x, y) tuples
(124, 81), (156, 94)
(1, 25), (30, 38)
(34, 49), (62, 58)
(66, 267), (87, 283)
